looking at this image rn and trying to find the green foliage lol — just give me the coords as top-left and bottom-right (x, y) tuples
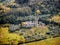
(13, 7), (32, 16)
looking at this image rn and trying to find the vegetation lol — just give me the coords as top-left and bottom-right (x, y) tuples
(15, 25), (51, 42)
(0, 0), (60, 45)
(0, 5), (10, 14)
(24, 37), (60, 45)
(0, 27), (25, 45)
(48, 12), (60, 23)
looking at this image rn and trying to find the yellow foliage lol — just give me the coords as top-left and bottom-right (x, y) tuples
(36, 10), (41, 14)
(19, 35), (26, 42)
(0, 27), (25, 45)
(0, 27), (10, 44)
(0, 5), (10, 13)
(0, 27), (9, 33)
(50, 15), (60, 23)
(48, 12), (60, 23)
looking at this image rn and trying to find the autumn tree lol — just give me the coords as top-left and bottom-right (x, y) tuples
(0, 27), (25, 45)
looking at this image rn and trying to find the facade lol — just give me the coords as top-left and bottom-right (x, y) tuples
(21, 21), (45, 27)
(22, 21), (36, 27)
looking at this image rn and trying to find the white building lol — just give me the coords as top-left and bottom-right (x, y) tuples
(22, 21), (37, 27)
(22, 21), (45, 28)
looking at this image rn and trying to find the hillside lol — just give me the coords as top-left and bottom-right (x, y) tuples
(0, 0), (60, 45)
(24, 37), (60, 45)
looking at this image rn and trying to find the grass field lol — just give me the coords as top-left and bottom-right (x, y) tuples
(23, 37), (60, 45)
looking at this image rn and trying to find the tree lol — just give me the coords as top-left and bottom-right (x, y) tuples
(0, 5), (10, 15)
(0, 27), (25, 45)
(15, 0), (29, 4)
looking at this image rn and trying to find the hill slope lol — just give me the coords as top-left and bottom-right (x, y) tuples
(24, 37), (60, 45)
